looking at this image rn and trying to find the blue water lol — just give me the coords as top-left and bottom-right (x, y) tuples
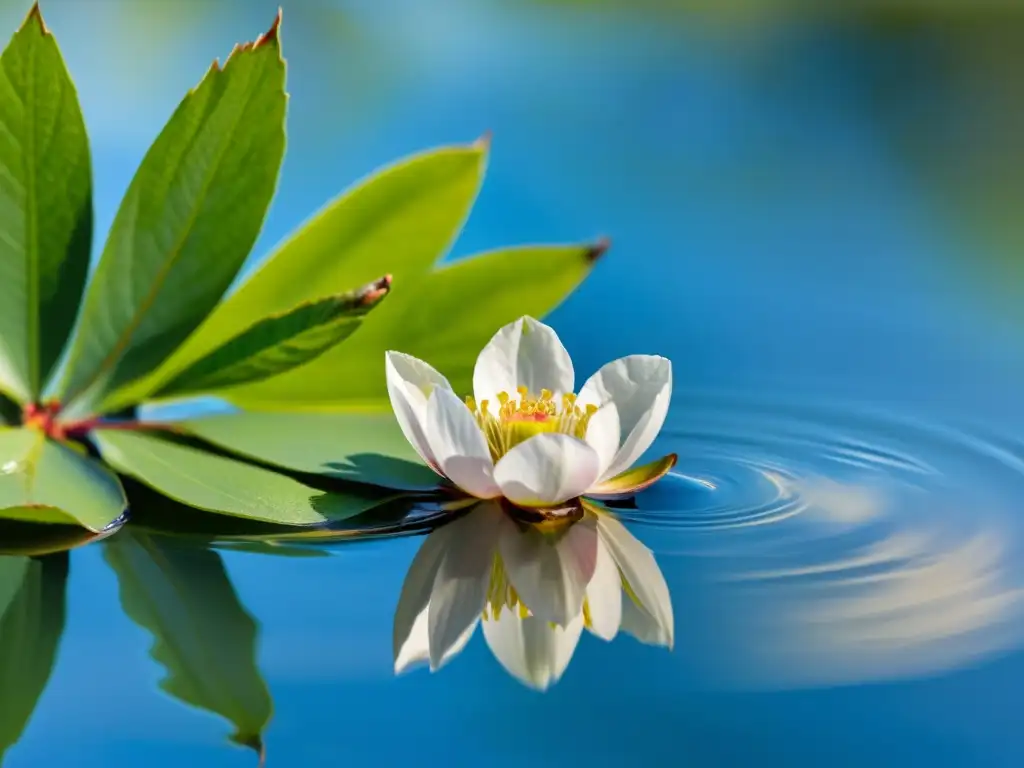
(4, 0), (1024, 765)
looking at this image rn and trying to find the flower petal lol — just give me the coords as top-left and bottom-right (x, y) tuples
(393, 519), (456, 669)
(596, 513), (674, 648)
(590, 454), (677, 497)
(494, 433), (601, 507)
(620, 593), (672, 647)
(482, 610), (585, 691)
(578, 355), (672, 481)
(428, 503), (504, 668)
(425, 388), (500, 498)
(472, 316), (574, 407)
(386, 351), (453, 472)
(584, 403), (621, 480)
(499, 513), (597, 626)
(585, 534), (622, 641)
(394, 604), (476, 674)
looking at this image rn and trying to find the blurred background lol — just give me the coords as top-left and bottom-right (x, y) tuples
(6, 0), (1024, 765)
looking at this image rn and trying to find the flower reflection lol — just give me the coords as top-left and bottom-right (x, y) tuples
(393, 500), (673, 690)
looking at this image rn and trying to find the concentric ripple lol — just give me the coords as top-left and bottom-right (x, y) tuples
(622, 392), (1024, 689)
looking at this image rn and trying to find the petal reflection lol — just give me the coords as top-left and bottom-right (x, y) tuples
(392, 499), (674, 690)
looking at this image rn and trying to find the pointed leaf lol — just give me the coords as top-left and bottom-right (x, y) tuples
(104, 531), (271, 757)
(185, 411), (439, 490)
(93, 429), (385, 526)
(109, 143), (488, 410)
(0, 427), (127, 530)
(153, 275), (391, 399)
(0, 6), (92, 401)
(0, 552), (68, 762)
(224, 242), (604, 409)
(55, 15), (287, 407)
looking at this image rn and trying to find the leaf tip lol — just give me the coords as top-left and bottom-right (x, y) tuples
(473, 130), (493, 151)
(585, 236), (611, 263)
(23, 2), (49, 34)
(257, 7), (283, 48)
(358, 274), (393, 307)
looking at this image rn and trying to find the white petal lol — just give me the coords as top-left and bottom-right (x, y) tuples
(482, 610), (585, 691)
(425, 388), (500, 498)
(584, 403), (621, 481)
(493, 433), (601, 507)
(395, 605), (476, 673)
(385, 351), (453, 472)
(428, 503), (504, 668)
(578, 355), (672, 481)
(585, 534), (622, 641)
(393, 521), (455, 667)
(498, 514), (597, 626)
(620, 594), (672, 647)
(472, 316), (574, 408)
(597, 514), (674, 648)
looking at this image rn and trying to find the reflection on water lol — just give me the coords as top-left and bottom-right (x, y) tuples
(392, 500), (672, 690)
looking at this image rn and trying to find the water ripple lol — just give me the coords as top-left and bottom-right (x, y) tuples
(624, 392), (1024, 689)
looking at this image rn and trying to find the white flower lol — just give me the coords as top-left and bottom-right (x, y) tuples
(385, 316), (675, 509)
(393, 501), (674, 690)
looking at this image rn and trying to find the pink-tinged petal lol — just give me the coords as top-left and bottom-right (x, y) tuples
(584, 403), (620, 480)
(498, 513), (597, 626)
(425, 388), (500, 499)
(597, 514), (674, 649)
(585, 534), (622, 641)
(473, 316), (574, 409)
(578, 355), (672, 481)
(385, 351), (453, 473)
(493, 433), (601, 507)
(427, 503), (504, 668)
(482, 610), (585, 691)
(589, 454), (677, 497)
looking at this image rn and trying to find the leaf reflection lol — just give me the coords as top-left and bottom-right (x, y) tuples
(103, 531), (273, 762)
(0, 552), (68, 762)
(392, 499), (674, 690)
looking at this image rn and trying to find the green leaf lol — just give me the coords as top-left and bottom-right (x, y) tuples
(0, 6), (92, 402)
(0, 427), (127, 530)
(93, 429), (387, 526)
(186, 411), (439, 490)
(225, 242), (605, 409)
(104, 531), (272, 759)
(0, 517), (116, 557)
(108, 142), (488, 411)
(0, 552), (68, 762)
(54, 14), (287, 408)
(153, 275), (391, 399)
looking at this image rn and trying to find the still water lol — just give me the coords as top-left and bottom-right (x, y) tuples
(4, 0), (1024, 765)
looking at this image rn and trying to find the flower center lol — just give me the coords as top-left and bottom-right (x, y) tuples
(482, 553), (529, 621)
(465, 386), (598, 461)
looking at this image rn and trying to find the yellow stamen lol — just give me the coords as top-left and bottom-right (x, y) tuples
(465, 385), (596, 461)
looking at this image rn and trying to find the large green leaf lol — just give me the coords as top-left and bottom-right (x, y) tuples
(0, 6), (92, 402)
(152, 276), (391, 399)
(54, 15), (287, 408)
(186, 411), (439, 490)
(104, 531), (272, 759)
(0, 427), (127, 530)
(225, 242), (604, 409)
(93, 429), (385, 526)
(108, 142), (488, 411)
(0, 552), (68, 762)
